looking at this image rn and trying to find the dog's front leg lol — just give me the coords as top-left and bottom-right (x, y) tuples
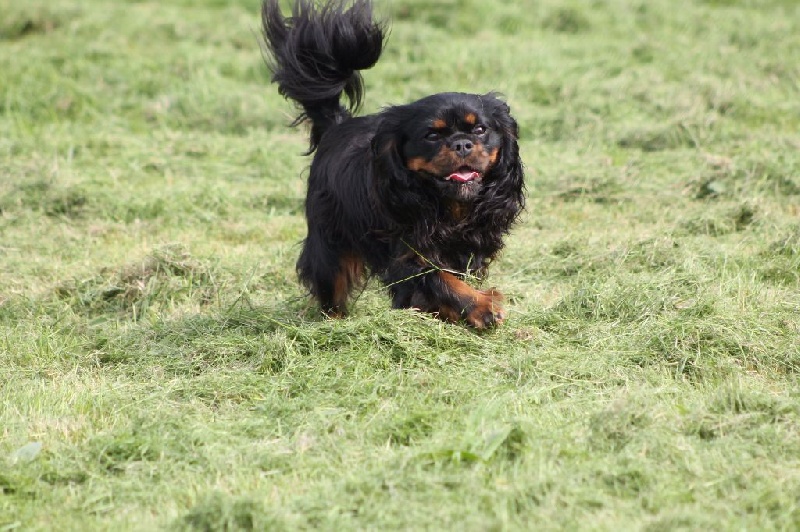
(383, 259), (505, 328)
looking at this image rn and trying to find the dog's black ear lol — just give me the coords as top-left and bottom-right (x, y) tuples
(372, 128), (405, 185)
(371, 121), (429, 224)
(491, 99), (525, 207)
(467, 96), (525, 231)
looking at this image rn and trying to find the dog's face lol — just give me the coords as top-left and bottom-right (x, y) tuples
(372, 92), (523, 225)
(397, 94), (507, 201)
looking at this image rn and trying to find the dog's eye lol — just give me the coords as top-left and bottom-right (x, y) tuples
(472, 125), (487, 135)
(424, 131), (442, 141)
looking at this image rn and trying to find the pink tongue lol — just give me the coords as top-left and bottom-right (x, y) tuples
(449, 171), (479, 183)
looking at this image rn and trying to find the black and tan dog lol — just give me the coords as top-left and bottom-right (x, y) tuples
(262, 0), (525, 328)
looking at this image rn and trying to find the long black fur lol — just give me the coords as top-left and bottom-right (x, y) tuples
(262, 0), (525, 327)
(261, 0), (384, 151)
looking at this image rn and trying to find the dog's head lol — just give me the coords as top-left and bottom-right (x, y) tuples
(373, 92), (523, 208)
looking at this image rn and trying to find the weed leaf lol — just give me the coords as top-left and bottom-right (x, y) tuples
(10, 442), (42, 464)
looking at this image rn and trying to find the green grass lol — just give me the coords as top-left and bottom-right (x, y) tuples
(2, 0), (800, 529)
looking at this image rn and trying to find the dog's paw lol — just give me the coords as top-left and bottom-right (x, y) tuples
(465, 288), (505, 329)
(322, 306), (347, 319)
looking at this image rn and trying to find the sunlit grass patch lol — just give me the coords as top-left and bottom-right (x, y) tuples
(2, 0), (800, 529)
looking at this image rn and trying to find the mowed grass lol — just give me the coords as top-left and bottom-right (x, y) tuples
(2, 0), (800, 529)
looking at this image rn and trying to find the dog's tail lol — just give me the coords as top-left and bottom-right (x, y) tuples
(261, 0), (385, 152)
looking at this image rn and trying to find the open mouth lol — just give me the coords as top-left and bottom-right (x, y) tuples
(443, 166), (482, 183)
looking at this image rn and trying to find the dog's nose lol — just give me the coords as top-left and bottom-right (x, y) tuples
(451, 139), (473, 157)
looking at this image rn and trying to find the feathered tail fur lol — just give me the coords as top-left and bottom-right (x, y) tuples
(261, 0), (385, 151)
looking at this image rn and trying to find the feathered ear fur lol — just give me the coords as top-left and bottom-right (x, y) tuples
(371, 118), (436, 225)
(485, 97), (525, 217)
(371, 127), (406, 212)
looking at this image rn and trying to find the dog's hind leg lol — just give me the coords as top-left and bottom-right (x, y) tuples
(297, 233), (363, 317)
(328, 252), (364, 317)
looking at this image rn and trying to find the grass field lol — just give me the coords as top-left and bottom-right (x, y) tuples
(2, 0), (800, 529)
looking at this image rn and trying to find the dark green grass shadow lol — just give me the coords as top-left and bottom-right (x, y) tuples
(90, 289), (519, 379)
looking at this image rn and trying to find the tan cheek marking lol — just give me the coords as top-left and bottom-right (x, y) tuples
(407, 146), (458, 174)
(406, 157), (436, 173)
(465, 144), (499, 169)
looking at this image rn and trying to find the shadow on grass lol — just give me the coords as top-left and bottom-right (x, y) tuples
(178, 492), (291, 531)
(89, 288), (511, 380)
(0, 2), (79, 41)
(55, 244), (220, 319)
